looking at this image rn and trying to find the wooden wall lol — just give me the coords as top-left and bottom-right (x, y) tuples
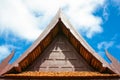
(16, 23), (59, 72)
(60, 22), (106, 73)
(13, 20), (107, 73)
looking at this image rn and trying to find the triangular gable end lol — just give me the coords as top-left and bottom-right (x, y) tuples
(0, 10), (120, 79)
(27, 34), (94, 72)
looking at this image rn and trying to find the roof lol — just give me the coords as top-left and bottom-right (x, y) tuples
(0, 10), (119, 77)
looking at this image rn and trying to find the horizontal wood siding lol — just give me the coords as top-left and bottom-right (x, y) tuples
(18, 25), (60, 72)
(61, 26), (104, 72)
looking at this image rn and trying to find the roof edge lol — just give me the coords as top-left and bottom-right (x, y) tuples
(59, 11), (110, 68)
(105, 50), (120, 74)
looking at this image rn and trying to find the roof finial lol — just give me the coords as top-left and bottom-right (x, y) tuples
(57, 8), (62, 20)
(0, 50), (15, 75)
(105, 50), (120, 74)
(58, 8), (62, 13)
(105, 49), (117, 63)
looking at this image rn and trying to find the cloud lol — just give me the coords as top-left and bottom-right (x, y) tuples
(64, 0), (105, 38)
(0, 45), (11, 62)
(0, 0), (106, 62)
(0, 43), (29, 63)
(97, 41), (115, 62)
(103, 4), (109, 21)
(0, 0), (41, 41)
(0, 0), (105, 41)
(97, 41), (114, 50)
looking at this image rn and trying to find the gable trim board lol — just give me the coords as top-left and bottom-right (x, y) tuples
(0, 10), (120, 79)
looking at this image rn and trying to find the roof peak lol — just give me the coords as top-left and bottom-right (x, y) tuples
(56, 8), (64, 19)
(58, 8), (62, 14)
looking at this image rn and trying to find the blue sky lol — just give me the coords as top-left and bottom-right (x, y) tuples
(0, 0), (120, 63)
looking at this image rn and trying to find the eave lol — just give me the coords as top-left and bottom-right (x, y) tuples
(1, 72), (120, 79)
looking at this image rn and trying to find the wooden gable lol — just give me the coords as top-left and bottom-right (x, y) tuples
(0, 10), (120, 79)
(27, 34), (94, 72)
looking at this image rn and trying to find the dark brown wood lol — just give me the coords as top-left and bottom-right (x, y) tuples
(27, 35), (94, 71)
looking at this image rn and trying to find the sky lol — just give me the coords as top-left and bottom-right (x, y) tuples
(0, 0), (120, 64)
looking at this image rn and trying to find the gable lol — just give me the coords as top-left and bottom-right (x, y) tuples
(27, 34), (94, 72)
(0, 10), (116, 76)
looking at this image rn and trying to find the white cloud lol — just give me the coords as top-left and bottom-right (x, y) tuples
(0, 45), (11, 62)
(97, 41), (114, 50)
(0, 0), (105, 41)
(64, 0), (105, 38)
(0, 0), (41, 41)
(97, 41), (114, 61)
(0, 44), (21, 63)
(103, 4), (109, 21)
